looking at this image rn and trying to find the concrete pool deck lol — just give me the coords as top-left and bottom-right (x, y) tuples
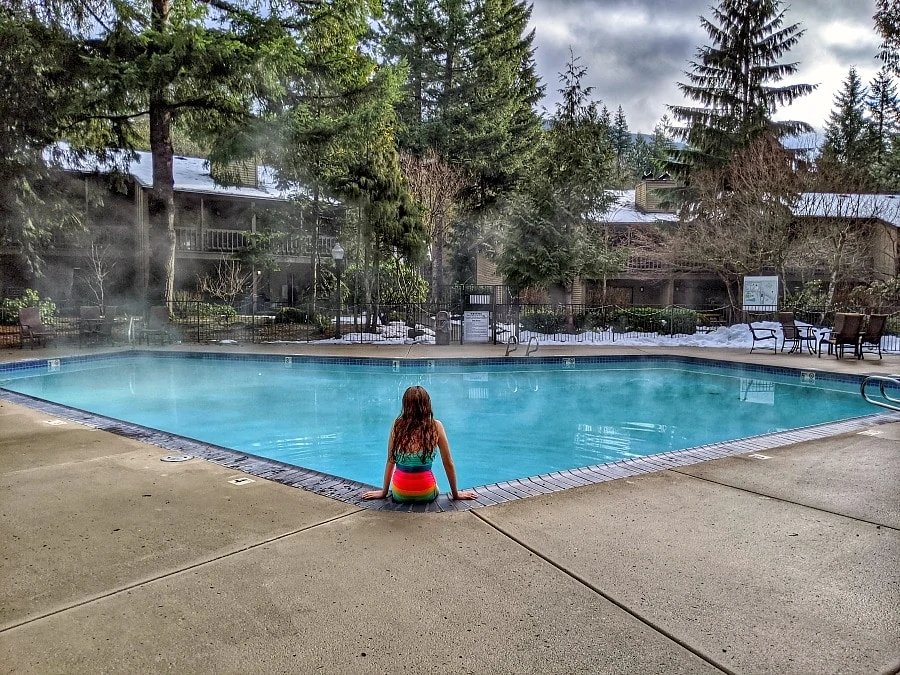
(1, 342), (898, 674)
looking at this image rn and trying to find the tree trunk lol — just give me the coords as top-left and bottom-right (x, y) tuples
(565, 281), (575, 332)
(147, 0), (176, 308)
(434, 209), (445, 301)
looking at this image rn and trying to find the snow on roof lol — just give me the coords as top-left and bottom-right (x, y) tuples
(602, 190), (679, 223)
(795, 192), (900, 227)
(48, 145), (292, 201)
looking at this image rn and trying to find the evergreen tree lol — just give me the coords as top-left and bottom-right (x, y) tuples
(381, 0), (543, 286)
(821, 67), (874, 173)
(875, 0), (900, 76)
(610, 106), (632, 186)
(648, 116), (677, 175)
(17, 0), (304, 305)
(253, 0), (407, 313)
(626, 135), (651, 183)
(866, 67), (900, 188)
(380, 0), (444, 153)
(668, 0), (814, 176)
(0, 7), (87, 275)
(498, 54), (614, 323)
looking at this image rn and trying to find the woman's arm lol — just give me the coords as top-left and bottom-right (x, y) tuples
(435, 420), (477, 500)
(363, 426), (396, 499)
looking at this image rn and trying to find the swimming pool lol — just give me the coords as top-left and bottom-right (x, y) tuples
(0, 351), (890, 508)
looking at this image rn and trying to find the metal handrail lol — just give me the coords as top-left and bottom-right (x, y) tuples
(860, 374), (900, 412)
(504, 335), (539, 356)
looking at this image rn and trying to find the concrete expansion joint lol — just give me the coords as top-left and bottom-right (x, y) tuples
(0, 509), (361, 635)
(671, 470), (900, 531)
(470, 510), (739, 675)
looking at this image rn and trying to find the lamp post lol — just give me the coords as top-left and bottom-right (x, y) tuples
(331, 242), (345, 339)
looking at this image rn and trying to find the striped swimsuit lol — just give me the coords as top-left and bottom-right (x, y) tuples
(390, 449), (439, 503)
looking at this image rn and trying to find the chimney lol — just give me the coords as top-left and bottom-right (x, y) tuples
(210, 159), (259, 188)
(635, 173), (676, 213)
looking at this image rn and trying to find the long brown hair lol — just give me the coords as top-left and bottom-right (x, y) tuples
(391, 386), (439, 462)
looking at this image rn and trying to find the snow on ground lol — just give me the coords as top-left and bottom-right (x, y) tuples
(265, 320), (816, 349)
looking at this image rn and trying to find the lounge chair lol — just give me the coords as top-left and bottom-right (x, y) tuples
(777, 311), (818, 354)
(857, 314), (888, 360)
(818, 312), (865, 359)
(138, 306), (172, 345)
(18, 307), (56, 349)
(79, 305), (103, 345)
(745, 314), (777, 353)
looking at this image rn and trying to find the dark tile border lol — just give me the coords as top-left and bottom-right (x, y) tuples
(3, 351), (899, 512)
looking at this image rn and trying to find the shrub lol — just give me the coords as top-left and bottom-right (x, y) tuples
(666, 308), (700, 335)
(0, 290), (57, 326)
(199, 304), (237, 321)
(521, 309), (565, 334)
(887, 316), (900, 336)
(612, 306), (665, 333)
(576, 308), (611, 331)
(275, 307), (309, 324)
(314, 314), (332, 334)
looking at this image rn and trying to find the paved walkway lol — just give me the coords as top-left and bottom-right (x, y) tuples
(1, 343), (898, 674)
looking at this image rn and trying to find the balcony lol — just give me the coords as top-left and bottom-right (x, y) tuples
(175, 228), (336, 258)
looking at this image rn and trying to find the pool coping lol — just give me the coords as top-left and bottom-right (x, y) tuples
(3, 350), (899, 512)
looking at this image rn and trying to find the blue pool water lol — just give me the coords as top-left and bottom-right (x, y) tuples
(0, 354), (874, 490)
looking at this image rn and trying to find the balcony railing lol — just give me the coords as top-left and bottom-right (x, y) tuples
(175, 228), (336, 257)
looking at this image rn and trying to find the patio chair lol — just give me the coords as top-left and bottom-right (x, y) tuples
(79, 305), (102, 345)
(777, 311), (818, 354)
(745, 314), (777, 353)
(137, 306), (172, 345)
(818, 312), (865, 359)
(857, 314), (888, 360)
(98, 306), (119, 345)
(18, 307), (56, 349)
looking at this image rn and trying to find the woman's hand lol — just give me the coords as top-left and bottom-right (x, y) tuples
(362, 489), (388, 500)
(451, 490), (478, 500)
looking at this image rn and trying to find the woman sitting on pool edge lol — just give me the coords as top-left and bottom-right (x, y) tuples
(363, 386), (477, 502)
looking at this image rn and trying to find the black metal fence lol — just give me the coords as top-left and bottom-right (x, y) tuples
(3, 297), (900, 353)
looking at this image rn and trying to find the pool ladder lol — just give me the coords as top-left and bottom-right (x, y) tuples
(505, 336), (539, 357)
(860, 374), (900, 412)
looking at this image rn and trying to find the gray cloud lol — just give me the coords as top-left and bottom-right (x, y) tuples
(529, 0), (882, 132)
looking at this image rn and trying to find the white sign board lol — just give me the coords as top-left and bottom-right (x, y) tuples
(742, 276), (779, 310)
(463, 310), (491, 343)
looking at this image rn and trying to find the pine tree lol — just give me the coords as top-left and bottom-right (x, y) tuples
(668, 0), (814, 175)
(610, 106), (632, 186)
(20, 0), (306, 305)
(866, 68), (900, 188)
(821, 67), (874, 172)
(381, 0), (543, 286)
(498, 54), (614, 322)
(380, 0), (444, 153)
(0, 7), (87, 275)
(875, 0), (900, 76)
(648, 116), (677, 175)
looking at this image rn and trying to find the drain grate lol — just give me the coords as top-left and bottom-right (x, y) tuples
(161, 455), (193, 462)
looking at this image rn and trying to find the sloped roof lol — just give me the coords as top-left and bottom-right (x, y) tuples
(48, 145), (292, 201)
(794, 192), (900, 227)
(602, 190), (679, 223)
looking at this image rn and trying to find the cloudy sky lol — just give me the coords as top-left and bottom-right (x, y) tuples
(528, 0), (883, 133)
